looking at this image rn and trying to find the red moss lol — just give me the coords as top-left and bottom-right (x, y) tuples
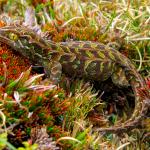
(0, 20), (5, 27)
(43, 25), (101, 42)
(0, 44), (30, 80)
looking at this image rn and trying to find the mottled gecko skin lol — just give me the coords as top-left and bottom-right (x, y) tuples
(0, 24), (149, 133)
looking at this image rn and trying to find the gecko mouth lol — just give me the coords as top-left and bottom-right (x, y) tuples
(0, 35), (15, 49)
(0, 34), (12, 42)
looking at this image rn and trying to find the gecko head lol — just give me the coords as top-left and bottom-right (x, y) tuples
(0, 25), (37, 51)
(0, 24), (49, 63)
(0, 25), (19, 45)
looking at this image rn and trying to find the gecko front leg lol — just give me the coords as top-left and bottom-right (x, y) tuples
(43, 60), (62, 84)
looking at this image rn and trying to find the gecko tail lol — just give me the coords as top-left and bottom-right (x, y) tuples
(95, 87), (150, 134)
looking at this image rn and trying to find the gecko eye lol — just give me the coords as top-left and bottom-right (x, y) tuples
(8, 33), (18, 41)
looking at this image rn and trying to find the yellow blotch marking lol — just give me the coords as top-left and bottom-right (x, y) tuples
(108, 51), (115, 60)
(91, 43), (97, 49)
(74, 48), (80, 54)
(79, 42), (84, 48)
(86, 51), (94, 57)
(70, 54), (76, 62)
(56, 43), (64, 52)
(100, 62), (104, 72)
(66, 47), (71, 53)
(97, 51), (105, 59)
(107, 61), (113, 70)
(76, 60), (81, 65)
(113, 74), (118, 80)
(84, 60), (93, 72)
(72, 64), (78, 69)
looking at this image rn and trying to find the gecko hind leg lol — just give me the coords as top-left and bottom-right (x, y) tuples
(111, 66), (129, 87)
(43, 61), (62, 84)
